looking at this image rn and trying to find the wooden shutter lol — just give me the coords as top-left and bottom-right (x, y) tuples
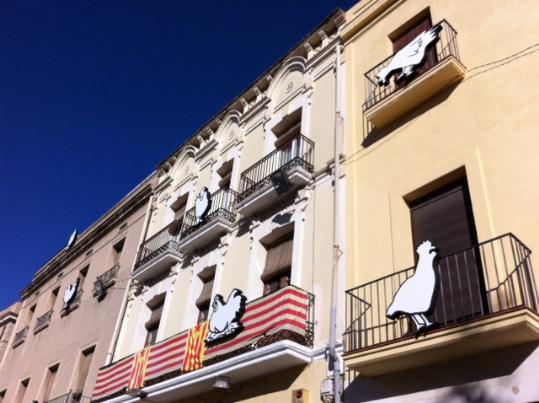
(392, 14), (437, 84)
(262, 237), (293, 281)
(196, 278), (215, 308)
(410, 179), (485, 324)
(74, 347), (95, 394)
(274, 121), (301, 149)
(196, 266), (216, 308)
(42, 365), (59, 401)
(218, 160), (234, 189)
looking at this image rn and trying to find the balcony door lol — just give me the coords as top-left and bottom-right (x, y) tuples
(392, 13), (438, 86)
(409, 178), (487, 326)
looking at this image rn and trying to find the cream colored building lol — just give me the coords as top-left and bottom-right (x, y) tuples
(0, 178), (154, 403)
(341, 0), (539, 402)
(92, 10), (347, 403)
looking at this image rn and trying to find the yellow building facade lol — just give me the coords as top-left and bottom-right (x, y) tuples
(341, 0), (539, 402)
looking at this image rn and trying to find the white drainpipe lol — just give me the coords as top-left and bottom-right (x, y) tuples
(328, 42), (344, 402)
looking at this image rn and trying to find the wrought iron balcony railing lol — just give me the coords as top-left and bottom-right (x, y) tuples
(344, 234), (538, 353)
(93, 263), (120, 297)
(237, 134), (314, 203)
(363, 20), (461, 112)
(34, 309), (53, 333)
(13, 325), (29, 347)
(44, 392), (90, 403)
(181, 188), (238, 238)
(135, 223), (182, 269)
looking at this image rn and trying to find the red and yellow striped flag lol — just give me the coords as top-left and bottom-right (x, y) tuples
(182, 321), (209, 372)
(128, 346), (151, 390)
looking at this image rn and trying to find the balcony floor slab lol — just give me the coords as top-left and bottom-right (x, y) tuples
(236, 165), (312, 217)
(365, 56), (466, 128)
(179, 217), (235, 253)
(344, 307), (539, 376)
(105, 340), (313, 403)
(132, 251), (182, 282)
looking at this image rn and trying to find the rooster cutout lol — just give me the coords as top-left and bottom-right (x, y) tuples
(377, 25), (442, 86)
(63, 277), (80, 309)
(205, 288), (246, 344)
(195, 187), (212, 225)
(386, 240), (439, 333)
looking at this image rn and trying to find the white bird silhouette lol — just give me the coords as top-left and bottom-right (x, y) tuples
(195, 187), (211, 225)
(206, 289), (246, 343)
(377, 25), (442, 86)
(386, 240), (439, 332)
(63, 278), (80, 309)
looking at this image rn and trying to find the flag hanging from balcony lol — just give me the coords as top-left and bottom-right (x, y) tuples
(128, 347), (151, 390)
(182, 321), (209, 372)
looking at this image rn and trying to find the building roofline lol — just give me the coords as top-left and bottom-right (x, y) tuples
(155, 8), (345, 170)
(20, 172), (157, 298)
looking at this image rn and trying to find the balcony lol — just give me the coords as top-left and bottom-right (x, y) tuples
(236, 134), (314, 217)
(344, 234), (539, 376)
(93, 263), (120, 300)
(12, 325), (29, 348)
(34, 309), (53, 334)
(363, 20), (465, 128)
(179, 188), (238, 252)
(133, 223), (182, 281)
(91, 285), (314, 402)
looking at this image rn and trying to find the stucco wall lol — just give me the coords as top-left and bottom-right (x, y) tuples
(0, 200), (149, 402)
(342, 0), (539, 401)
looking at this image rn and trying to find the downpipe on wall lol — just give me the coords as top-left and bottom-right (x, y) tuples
(326, 42), (344, 403)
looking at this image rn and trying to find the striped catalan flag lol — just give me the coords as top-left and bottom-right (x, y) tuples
(128, 346), (151, 390)
(92, 287), (310, 401)
(182, 321), (209, 372)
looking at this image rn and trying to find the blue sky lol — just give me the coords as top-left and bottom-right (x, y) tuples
(0, 1), (354, 307)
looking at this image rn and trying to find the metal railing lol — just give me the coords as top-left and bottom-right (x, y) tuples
(34, 309), (53, 332)
(44, 392), (91, 403)
(344, 234), (538, 353)
(237, 134), (314, 203)
(93, 263), (120, 295)
(13, 325), (29, 346)
(135, 223), (182, 269)
(363, 20), (461, 112)
(181, 188), (238, 238)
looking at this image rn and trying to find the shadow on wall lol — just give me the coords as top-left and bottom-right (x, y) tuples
(360, 81), (461, 149)
(343, 342), (537, 403)
(178, 365), (305, 403)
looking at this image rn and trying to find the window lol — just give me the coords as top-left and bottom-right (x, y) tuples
(262, 232), (294, 295)
(272, 109), (302, 150)
(217, 160), (234, 189)
(409, 177), (485, 324)
(111, 239), (125, 266)
(145, 294), (165, 346)
(196, 266), (216, 322)
(49, 287), (60, 311)
(169, 194), (188, 236)
(14, 378), (29, 403)
(42, 364), (59, 401)
(390, 10), (437, 85)
(73, 346), (95, 394)
(78, 265), (89, 291)
(26, 305), (36, 326)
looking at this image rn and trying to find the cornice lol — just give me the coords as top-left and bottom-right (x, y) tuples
(21, 181), (154, 298)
